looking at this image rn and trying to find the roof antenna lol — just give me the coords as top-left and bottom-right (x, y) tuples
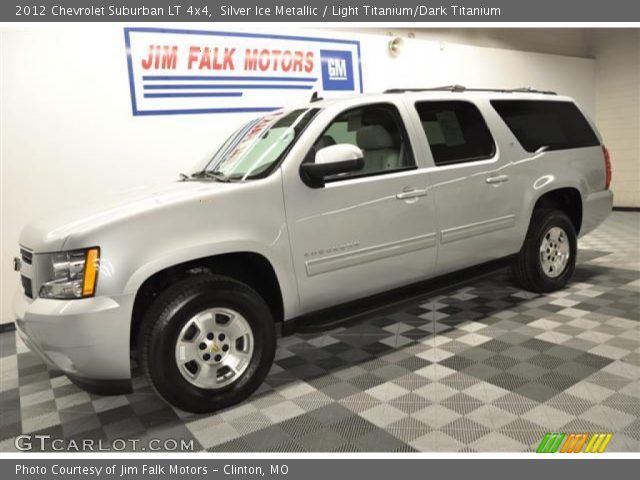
(310, 91), (323, 103)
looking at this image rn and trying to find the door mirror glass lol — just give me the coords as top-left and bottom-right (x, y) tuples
(300, 144), (364, 188)
(316, 143), (364, 166)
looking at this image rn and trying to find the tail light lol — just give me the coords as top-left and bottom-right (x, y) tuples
(602, 145), (612, 190)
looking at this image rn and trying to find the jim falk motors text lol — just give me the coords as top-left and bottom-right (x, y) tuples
(141, 43), (315, 74)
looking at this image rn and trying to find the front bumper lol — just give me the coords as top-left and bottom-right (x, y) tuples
(14, 291), (135, 395)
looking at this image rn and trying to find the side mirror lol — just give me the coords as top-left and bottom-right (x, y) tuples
(300, 144), (365, 188)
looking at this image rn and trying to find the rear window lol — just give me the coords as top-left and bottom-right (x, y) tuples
(415, 101), (495, 166)
(491, 100), (600, 153)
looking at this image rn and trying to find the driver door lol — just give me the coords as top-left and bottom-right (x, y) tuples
(282, 102), (438, 314)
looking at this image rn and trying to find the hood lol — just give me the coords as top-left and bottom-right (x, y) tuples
(20, 181), (228, 252)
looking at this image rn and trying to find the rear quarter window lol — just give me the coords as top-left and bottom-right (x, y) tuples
(491, 100), (600, 153)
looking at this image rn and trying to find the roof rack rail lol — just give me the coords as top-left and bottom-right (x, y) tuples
(383, 85), (557, 95)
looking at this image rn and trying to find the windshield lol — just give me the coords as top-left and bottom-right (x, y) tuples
(195, 108), (318, 181)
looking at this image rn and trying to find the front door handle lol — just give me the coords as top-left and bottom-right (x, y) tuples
(396, 188), (428, 200)
(485, 175), (510, 184)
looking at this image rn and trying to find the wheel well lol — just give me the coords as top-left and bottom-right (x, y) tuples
(130, 252), (284, 348)
(533, 188), (582, 233)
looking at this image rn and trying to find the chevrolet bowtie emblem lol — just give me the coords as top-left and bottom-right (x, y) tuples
(210, 343), (220, 353)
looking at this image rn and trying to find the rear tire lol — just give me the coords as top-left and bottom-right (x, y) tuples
(138, 274), (276, 413)
(512, 208), (577, 293)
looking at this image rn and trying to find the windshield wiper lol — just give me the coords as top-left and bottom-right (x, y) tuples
(210, 171), (231, 183)
(190, 170), (231, 182)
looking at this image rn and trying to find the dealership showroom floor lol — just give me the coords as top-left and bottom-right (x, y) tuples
(0, 211), (637, 452)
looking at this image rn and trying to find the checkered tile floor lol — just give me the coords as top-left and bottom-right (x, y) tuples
(1, 212), (638, 452)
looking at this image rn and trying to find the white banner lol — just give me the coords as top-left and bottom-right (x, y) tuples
(124, 27), (363, 116)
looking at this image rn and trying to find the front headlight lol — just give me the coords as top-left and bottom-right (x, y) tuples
(39, 247), (100, 299)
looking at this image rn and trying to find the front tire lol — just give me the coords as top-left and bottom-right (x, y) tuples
(512, 209), (577, 293)
(138, 275), (276, 413)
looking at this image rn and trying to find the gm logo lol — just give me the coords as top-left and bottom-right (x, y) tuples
(320, 50), (354, 91)
(328, 58), (347, 80)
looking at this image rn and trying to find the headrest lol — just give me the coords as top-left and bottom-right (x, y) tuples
(315, 135), (337, 151)
(356, 125), (394, 150)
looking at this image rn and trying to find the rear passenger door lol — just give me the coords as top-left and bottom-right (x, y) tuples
(410, 99), (520, 273)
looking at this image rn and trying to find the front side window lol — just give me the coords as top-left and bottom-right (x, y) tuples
(196, 108), (318, 181)
(415, 101), (495, 166)
(313, 103), (415, 181)
(491, 100), (599, 152)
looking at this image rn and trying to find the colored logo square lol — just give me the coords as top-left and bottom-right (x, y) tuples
(320, 50), (355, 91)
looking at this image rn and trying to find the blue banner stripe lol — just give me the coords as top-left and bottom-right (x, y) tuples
(144, 92), (243, 98)
(143, 84), (313, 90)
(142, 75), (317, 82)
(134, 107), (281, 116)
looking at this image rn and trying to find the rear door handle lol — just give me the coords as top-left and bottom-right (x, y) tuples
(485, 175), (510, 184)
(396, 188), (428, 200)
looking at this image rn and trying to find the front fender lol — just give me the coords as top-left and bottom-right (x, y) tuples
(123, 239), (301, 320)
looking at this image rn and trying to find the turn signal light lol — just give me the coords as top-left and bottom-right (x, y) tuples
(82, 248), (100, 297)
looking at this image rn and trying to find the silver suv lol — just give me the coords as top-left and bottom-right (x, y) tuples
(14, 86), (613, 412)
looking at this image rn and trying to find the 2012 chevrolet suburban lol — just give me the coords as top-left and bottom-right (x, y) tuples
(14, 86), (613, 413)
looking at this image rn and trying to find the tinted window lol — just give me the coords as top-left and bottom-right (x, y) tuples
(491, 100), (600, 153)
(314, 103), (415, 181)
(415, 101), (495, 166)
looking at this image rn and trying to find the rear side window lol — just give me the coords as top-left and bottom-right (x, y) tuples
(491, 100), (600, 153)
(415, 101), (495, 166)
